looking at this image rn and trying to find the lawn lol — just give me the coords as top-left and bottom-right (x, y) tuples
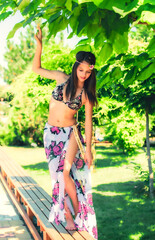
(1, 145), (155, 240)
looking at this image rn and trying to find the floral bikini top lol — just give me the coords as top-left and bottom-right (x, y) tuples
(52, 80), (84, 111)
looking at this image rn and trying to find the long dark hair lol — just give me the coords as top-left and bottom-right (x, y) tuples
(66, 51), (98, 106)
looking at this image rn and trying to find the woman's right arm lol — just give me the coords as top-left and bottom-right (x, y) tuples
(32, 26), (68, 83)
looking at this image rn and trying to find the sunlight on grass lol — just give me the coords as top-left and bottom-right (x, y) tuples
(119, 219), (124, 227)
(148, 225), (155, 232)
(129, 199), (141, 203)
(129, 232), (143, 240)
(93, 189), (126, 196)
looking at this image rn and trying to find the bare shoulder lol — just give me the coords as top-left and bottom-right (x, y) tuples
(47, 70), (69, 84)
(56, 71), (70, 84)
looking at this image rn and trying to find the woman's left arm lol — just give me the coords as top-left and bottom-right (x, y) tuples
(84, 99), (93, 168)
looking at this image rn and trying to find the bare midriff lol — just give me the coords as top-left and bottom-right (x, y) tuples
(47, 97), (77, 127)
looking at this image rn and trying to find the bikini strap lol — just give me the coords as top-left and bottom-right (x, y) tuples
(80, 87), (84, 95)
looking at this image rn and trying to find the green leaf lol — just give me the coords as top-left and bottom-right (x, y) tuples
(67, 31), (74, 39)
(121, 0), (139, 18)
(96, 0), (137, 15)
(115, 53), (125, 60)
(0, 2), (12, 11)
(23, 12), (43, 27)
(58, 17), (69, 31)
(65, 0), (72, 11)
(96, 72), (110, 90)
(87, 2), (97, 16)
(48, 16), (68, 38)
(135, 53), (150, 69)
(87, 23), (100, 38)
(77, 9), (89, 35)
(0, 11), (13, 22)
(68, 7), (81, 32)
(99, 43), (113, 63)
(7, 20), (25, 39)
(147, 36), (155, 58)
(93, 0), (108, 7)
(71, 44), (92, 54)
(110, 67), (123, 80)
(48, 12), (61, 23)
(22, 1), (42, 15)
(124, 58), (135, 68)
(17, 0), (30, 11)
(124, 66), (137, 88)
(137, 62), (155, 81)
(44, 5), (57, 15)
(76, 38), (91, 46)
(147, 36), (155, 51)
(112, 7), (124, 16)
(96, 64), (109, 79)
(94, 31), (107, 48)
(113, 31), (128, 54)
(143, 0), (155, 3)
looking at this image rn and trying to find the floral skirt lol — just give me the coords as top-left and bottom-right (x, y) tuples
(43, 122), (98, 240)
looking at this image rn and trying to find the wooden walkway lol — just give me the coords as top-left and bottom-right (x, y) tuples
(0, 179), (34, 239)
(0, 148), (95, 240)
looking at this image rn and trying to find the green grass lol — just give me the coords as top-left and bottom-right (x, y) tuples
(1, 145), (155, 240)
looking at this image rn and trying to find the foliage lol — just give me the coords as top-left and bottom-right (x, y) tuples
(0, 41), (75, 146)
(0, 25), (36, 84)
(96, 38), (155, 116)
(130, 24), (154, 42)
(94, 97), (147, 153)
(0, 0), (155, 64)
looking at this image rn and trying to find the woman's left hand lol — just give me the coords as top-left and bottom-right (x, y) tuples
(84, 150), (93, 169)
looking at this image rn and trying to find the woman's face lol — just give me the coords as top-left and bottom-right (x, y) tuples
(76, 61), (92, 82)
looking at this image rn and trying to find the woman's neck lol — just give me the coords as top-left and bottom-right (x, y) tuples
(77, 81), (84, 89)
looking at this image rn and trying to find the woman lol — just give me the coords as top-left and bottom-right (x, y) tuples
(32, 26), (98, 240)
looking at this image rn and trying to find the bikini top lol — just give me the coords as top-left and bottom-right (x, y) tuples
(52, 80), (84, 111)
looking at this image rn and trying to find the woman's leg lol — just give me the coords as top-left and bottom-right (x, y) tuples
(63, 131), (79, 230)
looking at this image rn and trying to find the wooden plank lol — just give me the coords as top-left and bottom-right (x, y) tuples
(0, 162), (65, 240)
(43, 231), (51, 240)
(0, 156), (71, 240)
(69, 230), (89, 240)
(27, 206), (34, 221)
(78, 231), (95, 240)
(0, 174), (42, 240)
(0, 154), (75, 240)
(0, 149), (52, 202)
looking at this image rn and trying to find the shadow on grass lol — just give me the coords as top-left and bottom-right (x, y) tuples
(93, 181), (155, 240)
(22, 161), (49, 171)
(95, 157), (130, 168)
(95, 146), (142, 168)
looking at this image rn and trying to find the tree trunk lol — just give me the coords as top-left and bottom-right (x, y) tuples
(145, 107), (154, 198)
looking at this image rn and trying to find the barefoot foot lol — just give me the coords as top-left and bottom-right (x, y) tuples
(65, 206), (76, 230)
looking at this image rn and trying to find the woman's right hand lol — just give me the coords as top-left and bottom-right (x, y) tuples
(34, 25), (42, 45)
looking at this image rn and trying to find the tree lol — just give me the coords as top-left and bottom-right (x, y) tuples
(96, 35), (155, 197)
(0, 25), (36, 84)
(0, 0), (154, 61)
